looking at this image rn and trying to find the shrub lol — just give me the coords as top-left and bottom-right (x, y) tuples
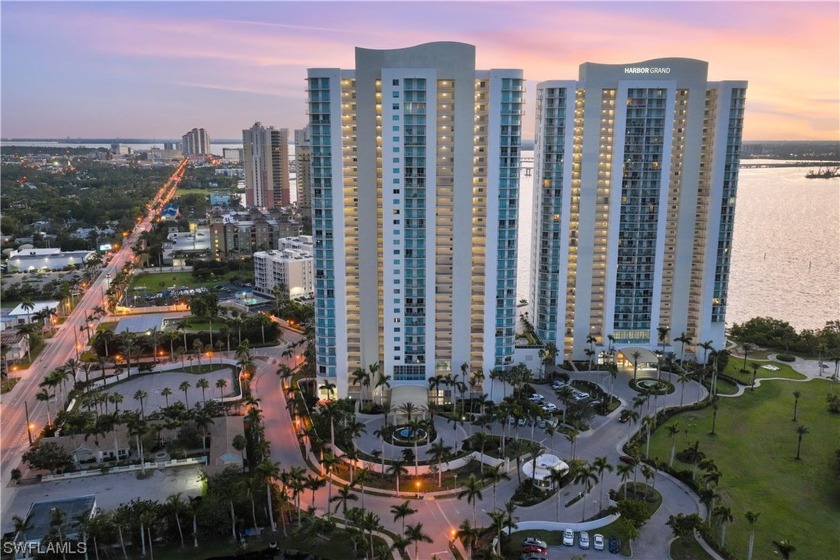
(777, 354), (795, 362)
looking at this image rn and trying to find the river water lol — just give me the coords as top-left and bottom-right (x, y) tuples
(516, 154), (840, 332)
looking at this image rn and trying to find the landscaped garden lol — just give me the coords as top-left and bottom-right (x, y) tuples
(647, 378), (839, 560)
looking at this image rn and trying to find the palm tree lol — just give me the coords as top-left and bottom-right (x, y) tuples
(404, 522), (432, 560)
(667, 423), (681, 467)
(709, 403), (719, 435)
(484, 463), (510, 511)
(186, 496), (201, 547)
(792, 390), (801, 421)
(773, 539), (796, 560)
(457, 518), (479, 560)
(677, 370), (689, 406)
(713, 505), (734, 548)
(166, 493), (186, 549)
(133, 390), (148, 419)
(387, 459), (408, 493)
(428, 440), (453, 487)
(320, 379), (336, 401)
(232, 434), (247, 471)
(374, 370), (391, 407)
(305, 474), (326, 509)
(457, 474), (484, 527)
(21, 298), (35, 325)
(593, 455), (614, 512)
(674, 331), (692, 363)
(745, 510), (760, 560)
(351, 367), (370, 402)
(390, 500), (417, 533)
(750, 361), (760, 389)
(631, 350), (641, 382)
(161, 387), (172, 407)
(179, 380), (191, 408)
(616, 462), (634, 499)
(195, 378), (209, 404)
(399, 401), (417, 423)
(215, 378), (228, 400)
(657, 325), (670, 355)
(256, 459), (281, 532)
(574, 462), (599, 522)
(794, 424), (809, 459)
(36, 387), (54, 426)
(330, 485), (358, 515)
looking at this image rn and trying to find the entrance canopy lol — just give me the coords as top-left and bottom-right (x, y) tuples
(616, 346), (658, 364)
(390, 385), (429, 421)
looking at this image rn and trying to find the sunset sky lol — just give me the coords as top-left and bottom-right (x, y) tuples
(1, 1), (838, 141)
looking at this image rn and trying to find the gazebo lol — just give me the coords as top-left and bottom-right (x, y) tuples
(522, 453), (569, 488)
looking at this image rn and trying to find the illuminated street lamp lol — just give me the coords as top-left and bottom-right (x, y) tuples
(24, 401), (32, 444)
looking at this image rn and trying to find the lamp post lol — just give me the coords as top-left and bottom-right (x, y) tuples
(24, 400), (33, 444)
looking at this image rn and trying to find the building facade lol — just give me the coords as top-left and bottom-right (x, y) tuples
(530, 58), (747, 362)
(307, 42), (524, 401)
(208, 208), (301, 258)
(243, 122), (291, 208)
(181, 128), (211, 156)
(253, 241), (315, 301)
(294, 127), (312, 221)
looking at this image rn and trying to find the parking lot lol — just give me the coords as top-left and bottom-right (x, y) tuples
(2, 467), (204, 534)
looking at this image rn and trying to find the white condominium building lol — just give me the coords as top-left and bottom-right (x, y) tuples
(254, 245), (314, 301)
(531, 58), (747, 362)
(307, 42), (524, 401)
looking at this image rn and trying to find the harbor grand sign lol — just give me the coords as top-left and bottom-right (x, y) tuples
(624, 67), (671, 74)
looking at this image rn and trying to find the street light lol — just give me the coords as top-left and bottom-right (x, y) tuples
(24, 400), (33, 444)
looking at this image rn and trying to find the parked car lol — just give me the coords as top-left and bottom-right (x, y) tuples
(522, 537), (548, 549)
(609, 537), (620, 554)
(521, 555), (547, 560)
(579, 531), (590, 549)
(619, 410), (632, 423)
(522, 545), (545, 554)
(528, 393), (545, 402)
(518, 417), (527, 426)
(552, 380), (567, 390)
(593, 533), (605, 551)
(563, 528), (574, 546)
(537, 418), (547, 429)
(542, 403), (558, 412)
(619, 454), (638, 465)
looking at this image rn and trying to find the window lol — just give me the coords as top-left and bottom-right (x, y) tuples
(392, 79), (399, 86)
(392, 91), (399, 98)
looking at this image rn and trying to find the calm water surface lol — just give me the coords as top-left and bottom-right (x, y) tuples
(517, 155), (840, 332)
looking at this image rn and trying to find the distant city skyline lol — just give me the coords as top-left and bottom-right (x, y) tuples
(1, 1), (837, 141)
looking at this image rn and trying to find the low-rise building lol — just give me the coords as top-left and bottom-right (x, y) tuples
(254, 242), (314, 300)
(8, 301), (60, 325)
(207, 208), (301, 259)
(6, 248), (94, 272)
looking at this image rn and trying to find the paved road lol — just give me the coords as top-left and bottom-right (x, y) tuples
(0, 161), (186, 519)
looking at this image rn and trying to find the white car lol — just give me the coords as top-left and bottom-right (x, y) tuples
(579, 531), (590, 549)
(552, 380), (567, 389)
(528, 393), (545, 402)
(562, 528), (574, 546)
(542, 403), (558, 412)
(593, 533), (605, 551)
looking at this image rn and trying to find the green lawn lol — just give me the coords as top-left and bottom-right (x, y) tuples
(647, 378), (839, 560)
(670, 536), (715, 560)
(131, 270), (254, 291)
(723, 359), (806, 383)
